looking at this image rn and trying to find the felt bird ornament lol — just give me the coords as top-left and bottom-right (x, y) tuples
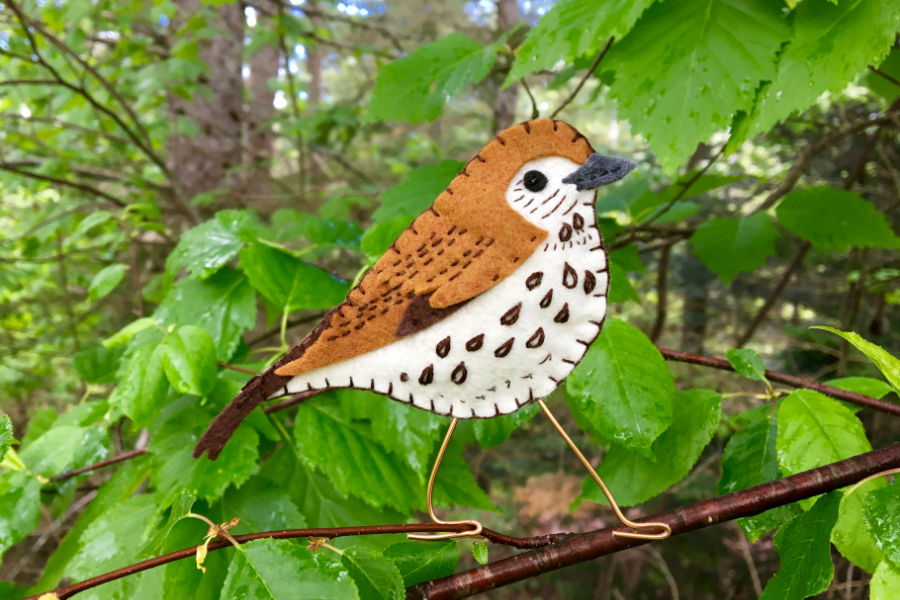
(194, 119), (670, 541)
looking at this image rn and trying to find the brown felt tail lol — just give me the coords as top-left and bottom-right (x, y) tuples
(193, 368), (292, 460)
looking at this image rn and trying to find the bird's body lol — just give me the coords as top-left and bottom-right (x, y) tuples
(194, 119), (628, 460)
(281, 172), (609, 417)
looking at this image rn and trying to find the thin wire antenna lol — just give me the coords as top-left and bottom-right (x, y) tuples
(537, 399), (671, 540)
(408, 418), (484, 541)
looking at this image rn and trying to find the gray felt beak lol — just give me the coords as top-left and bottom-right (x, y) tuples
(562, 154), (636, 190)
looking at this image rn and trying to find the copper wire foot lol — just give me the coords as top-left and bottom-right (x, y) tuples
(537, 399), (671, 541)
(408, 418), (484, 541)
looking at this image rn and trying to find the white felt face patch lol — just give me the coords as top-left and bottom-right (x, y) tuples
(280, 155), (609, 419)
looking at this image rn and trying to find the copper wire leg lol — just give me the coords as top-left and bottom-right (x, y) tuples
(408, 418), (484, 541)
(537, 399), (671, 541)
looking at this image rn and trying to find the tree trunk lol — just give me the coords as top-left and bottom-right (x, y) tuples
(492, 0), (520, 132)
(244, 2), (280, 201)
(679, 253), (715, 354)
(167, 0), (244, 204)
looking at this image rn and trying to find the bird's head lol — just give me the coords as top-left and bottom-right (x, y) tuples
(434, 119), (634, 235)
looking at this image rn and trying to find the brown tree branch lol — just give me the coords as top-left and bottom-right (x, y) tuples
(549, 37), (614, 119)
(47, 449), (147, 483)
(658, 346), (900, 416)
(25, 443), (900, 600)
(408, 443), (900, 599)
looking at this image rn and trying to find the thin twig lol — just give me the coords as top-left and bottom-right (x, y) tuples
(217, 362), (259, 375)
(549, 37), (614, 119)
(735, 241), (811, 348)
(0, 160), (126, 207)
(520, 78), (540, 120)
(658, 346), (900, 416)
(868, 64), (900, 89)
(48, 449), (147, 483)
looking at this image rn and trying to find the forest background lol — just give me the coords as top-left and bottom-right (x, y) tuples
(2, 0), (900, 599)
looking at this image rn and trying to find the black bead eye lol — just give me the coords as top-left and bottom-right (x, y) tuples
(523, 170), (548, 192)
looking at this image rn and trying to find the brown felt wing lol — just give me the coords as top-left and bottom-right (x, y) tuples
(274, 119), (593, 378)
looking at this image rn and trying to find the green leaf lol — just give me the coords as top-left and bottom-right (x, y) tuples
(362, 218), (414, 262)
(472, 402), (539, 449)
(759, 492), (840, 600)
(605, 0), (789, 170)
(147, 491), (195, 554)
(432, 439), (495, 512)
(0, 472), (41, 559)
(566, 318), (674, 457)
(813, 327), (900, 393)
(607, 257), (640, 304)
(719, 408), (797, 542)
(579, 389), (720, 507)
(383, 541), (459, 587)
(746, 0), (900, 142)
(832, 479), (885, 573)
(472, 542), (489, 565)
(506, 0), (654, 84)
(88, 264), (127, 301)
(160, 325), (219, 396)
(776, 187), (900, 252)
(0, 414), (16, 465)
(872, 561), (900, 600)
(68, 494), (158, 580)
(342, 546), (405, 600)
(109, 344), (169, 427)
(339, 389), (446, 477)
(151, 407), (259, 506)
(103, 317), (158, 348)
(153, 268), (257, 361)
(20, 424), (107, 478)
(726, 348), (767, 381)
(240, 242), (349, 314)
(690, 213), (780, 284)
(167, 210), (260, 280)
(776, 389), (872, 478)
(864, 481), (900, 567)
(825, 377), (894, 400)
(73, 342), (121, 384)
(371, 161), (465, 224)
(74, 210), (114, 236)
(260, 445), (406, 529)
(220, 539), (359, 600)
(295, 399), (420, 512)
(222, 478), (307, 534)
(368, 34), (497, 123)
(272, 210), (363, 252)
(31, 457), (151, 593)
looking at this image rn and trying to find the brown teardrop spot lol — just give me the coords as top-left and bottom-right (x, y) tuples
(419, 365), (434, 385)
(562, 263), (578, 289)
(466, 334), (484, 352)
(436, 336), (451, 358)
(573, 213), (584, 230)
(451, 362), (468, 384)
(554, 303), (569, 323)
(400, 373), (409, 382)
(494, 338), (514, 358)
(500, 302), (522, 326)
(559, 223), (572, 242)
(584, 270), (596, 294)
(526, 271), (543, 290)
(526, 327), (545, 349)
(540, 289), (553, 309)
